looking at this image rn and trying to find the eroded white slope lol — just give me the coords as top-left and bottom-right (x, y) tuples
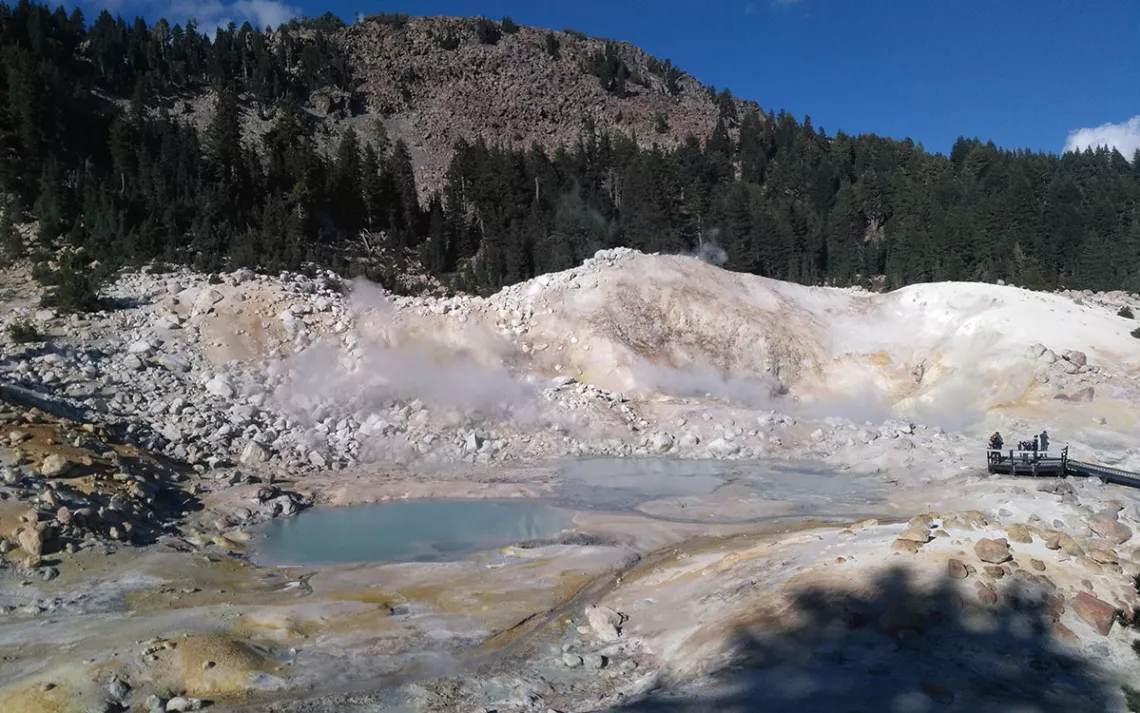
(447, 251), (1138, 423)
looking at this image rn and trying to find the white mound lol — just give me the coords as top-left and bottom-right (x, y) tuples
(426, 251), (1139, 425)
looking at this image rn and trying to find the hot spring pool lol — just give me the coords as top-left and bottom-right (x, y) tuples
(253, 499), (575, 566)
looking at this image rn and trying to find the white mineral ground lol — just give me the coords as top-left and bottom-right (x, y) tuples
(1, 249), (1140, 712)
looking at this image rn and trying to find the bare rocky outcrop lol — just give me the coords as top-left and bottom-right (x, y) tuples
(186, 16), (753, 203)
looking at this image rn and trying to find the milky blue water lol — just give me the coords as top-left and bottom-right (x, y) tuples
(253, 499), (575, 566)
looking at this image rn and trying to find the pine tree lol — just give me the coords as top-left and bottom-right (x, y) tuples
(388, 139), (420, 241)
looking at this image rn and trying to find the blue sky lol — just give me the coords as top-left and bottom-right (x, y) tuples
(74, 0), (1140, 158)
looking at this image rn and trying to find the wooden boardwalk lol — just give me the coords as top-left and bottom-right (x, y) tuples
(987, 446), (1140, 488)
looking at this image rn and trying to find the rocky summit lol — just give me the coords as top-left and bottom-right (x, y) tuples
(174, 15), (747, 201)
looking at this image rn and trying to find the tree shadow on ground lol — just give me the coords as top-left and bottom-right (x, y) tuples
(606, 565), (1126, 713)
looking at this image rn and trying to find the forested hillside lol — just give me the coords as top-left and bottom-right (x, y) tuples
(0, 1), (1138, 302)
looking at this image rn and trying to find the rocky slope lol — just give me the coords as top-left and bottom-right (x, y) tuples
(190, 15), (751, 200)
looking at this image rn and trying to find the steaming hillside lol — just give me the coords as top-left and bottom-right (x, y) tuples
(373, 249), (1140, 431)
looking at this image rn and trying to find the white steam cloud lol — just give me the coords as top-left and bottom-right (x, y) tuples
(689, 229), (729, 267)
(273, 278), (539, 417)
(630, 357), (785, 409)
(267, 277), (562, 464)
(1064, 115), (1140, 161)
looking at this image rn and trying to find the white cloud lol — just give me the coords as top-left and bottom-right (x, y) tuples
(92, 0), (300, 33)
(232, 0), (298, 29)
(1064, 115), (1140, 161)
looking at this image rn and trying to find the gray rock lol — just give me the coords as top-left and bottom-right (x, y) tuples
(193, 288), (224, 314)
(648, 432), (674, 453)
(105, 678), (131, 702)
(240, 441), (270, 465)
(155, 354), (191, 373)
(166, 697), (203, 712)
(583, 653), (607, 669)
(464, 432), (483, 453)
(706, 438), (740, 458)
(155, 314), (182, 330)
(561, 653), (583, 668)
(206, 374), (235, 399)
(585, 604), (623, 642)
(1063, 350), (1088, 367)
(122, 354), (144, 371)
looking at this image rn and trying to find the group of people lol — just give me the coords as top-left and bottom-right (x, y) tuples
(988, 430), (1049, 453)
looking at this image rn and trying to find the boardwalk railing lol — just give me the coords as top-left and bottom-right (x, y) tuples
(987, 445), (1140, 488)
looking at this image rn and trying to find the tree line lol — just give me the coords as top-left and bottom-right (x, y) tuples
(1, 1), (1139, 310)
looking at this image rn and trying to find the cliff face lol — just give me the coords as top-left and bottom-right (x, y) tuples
(269, 15), (754, 199)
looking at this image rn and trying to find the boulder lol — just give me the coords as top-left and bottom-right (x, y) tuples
(908, 514), (935, 529)
(706, 438), (740, 458)
(205, 374), (235, 399)
(105, 678), (131, 702)
(963, 510), (987, 527)
(896, 527), (932, 543)
(1038, 480), (1074, 496)
(1070, 386), (1096, 402)
(892, 539), (921, 554)
(947, 559), (969, 579)
(240, 441), (270, 465)
(1089, 513), (1133, 544)
(1089, 549), (1118, 564)
(155, 354), (191, 373)
(1006, 523), (1032, 544)
(40, 453), (73, 478)
(1063, 350), (1088, 367)
(166, 697), (203, 712)
(1073, 592), (1117, 636)
(585, 604), (623, 642)
(974, 538), (1013, 564)
(648, 432), (675, 453)
(17, 523), (54, 556)
(976, 582), (998, 605)
(193, 288), (224, 314)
